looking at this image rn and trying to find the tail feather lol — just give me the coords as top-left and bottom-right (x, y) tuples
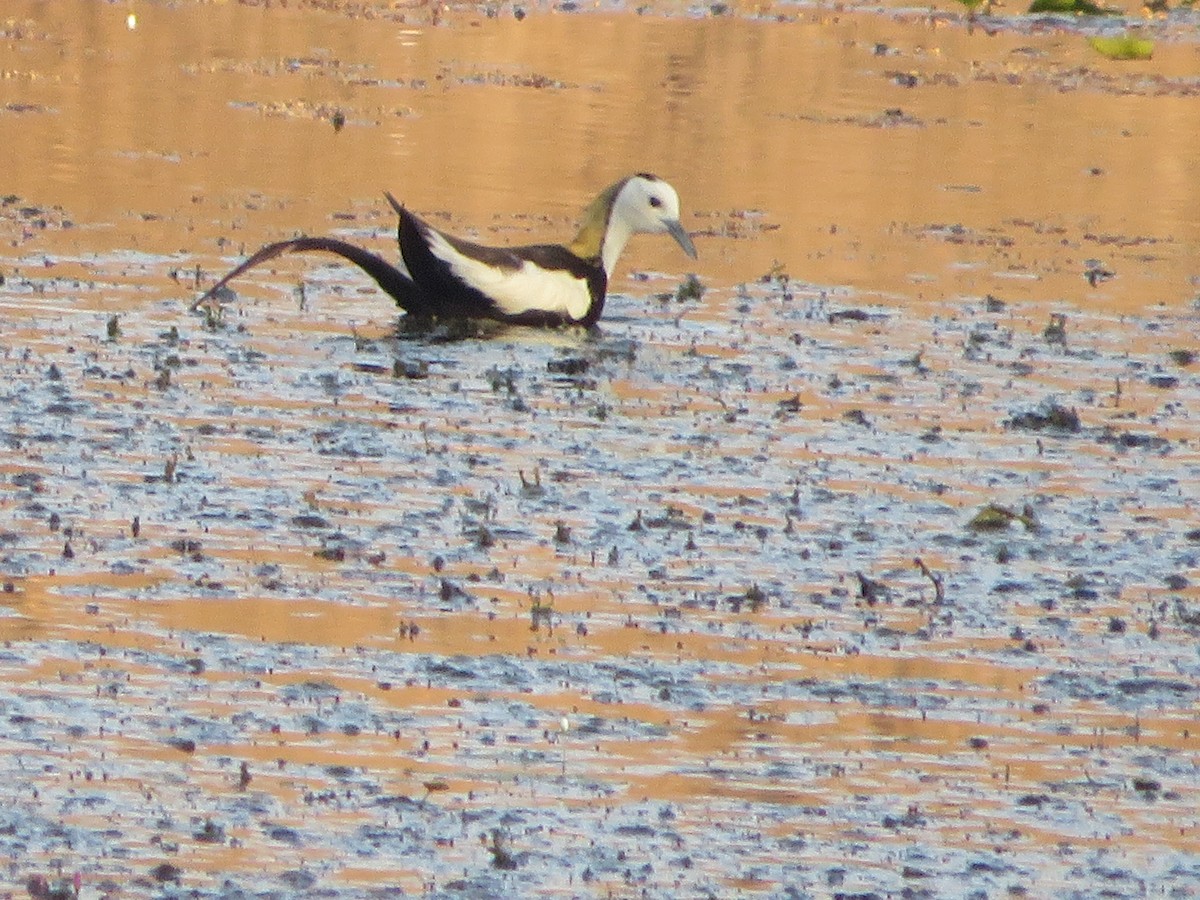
(383, 191), (404, 219)
(190, 237), (430, 315)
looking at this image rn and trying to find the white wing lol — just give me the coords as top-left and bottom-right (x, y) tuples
(426, 231), (593, 321)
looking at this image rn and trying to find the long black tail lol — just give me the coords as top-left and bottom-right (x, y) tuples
(190, 237), (430, 315)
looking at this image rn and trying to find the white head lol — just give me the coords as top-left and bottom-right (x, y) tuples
(607, 174), (698, 274)
(575, 173), (697, 276)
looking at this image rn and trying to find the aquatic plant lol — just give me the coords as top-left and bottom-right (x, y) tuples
(954, 0), (991, 14)
(1028, 0), (1118, 13)
(674, 272), (705, 302)
(1088, 34), (1155, 59)
(968, 503), (1038, 532)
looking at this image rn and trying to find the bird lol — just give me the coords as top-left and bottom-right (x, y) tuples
(191, 173), (697, 328)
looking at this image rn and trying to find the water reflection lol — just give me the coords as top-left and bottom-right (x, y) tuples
(3, 0), (1195, 314)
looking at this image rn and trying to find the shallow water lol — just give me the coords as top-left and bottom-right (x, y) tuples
(2, 0), (1200, 897)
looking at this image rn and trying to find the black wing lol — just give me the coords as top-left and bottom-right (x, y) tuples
(384, 192), (606, 326)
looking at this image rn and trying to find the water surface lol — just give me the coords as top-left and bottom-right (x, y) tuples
(2, 0), (1199, 896)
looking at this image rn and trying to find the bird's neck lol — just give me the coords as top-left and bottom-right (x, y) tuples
(597, 218), (632, 277)
(568, 179), (629, 276)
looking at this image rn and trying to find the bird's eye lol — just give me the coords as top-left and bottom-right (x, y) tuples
(649, 196), (663, 208)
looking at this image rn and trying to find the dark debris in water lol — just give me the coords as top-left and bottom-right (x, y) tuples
(1006, 398), (1082, 433)
(1, 216), (1199, 897)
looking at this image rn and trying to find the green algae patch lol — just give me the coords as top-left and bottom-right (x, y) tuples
(1088, 35), (1155, 60)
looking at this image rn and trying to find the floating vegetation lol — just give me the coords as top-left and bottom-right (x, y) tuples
(968, 503), (1038, 532)
(1006, 399), (1082, 433)
(228, 98), (411, 124)
(530, 592), (554, 631)
(546, 355), (589, 376)
(1088, 35), (1155, 60)
(1028, 0), (1119, 13)
(855, 571), (889, 605)
(673, 272), (706, 302)
(1043, 312), (1068, 345)
(392, 358), (430, 379)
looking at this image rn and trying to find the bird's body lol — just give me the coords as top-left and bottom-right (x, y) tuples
(192, 173), (696, 328)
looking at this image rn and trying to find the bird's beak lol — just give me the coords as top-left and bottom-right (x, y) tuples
(666, 219), (698, 259)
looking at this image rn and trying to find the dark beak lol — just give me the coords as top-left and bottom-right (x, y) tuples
(666, 219), (698, 259)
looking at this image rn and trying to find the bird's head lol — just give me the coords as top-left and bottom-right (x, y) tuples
(572, 173), (698, 276)
(612, 174), (698, 261)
